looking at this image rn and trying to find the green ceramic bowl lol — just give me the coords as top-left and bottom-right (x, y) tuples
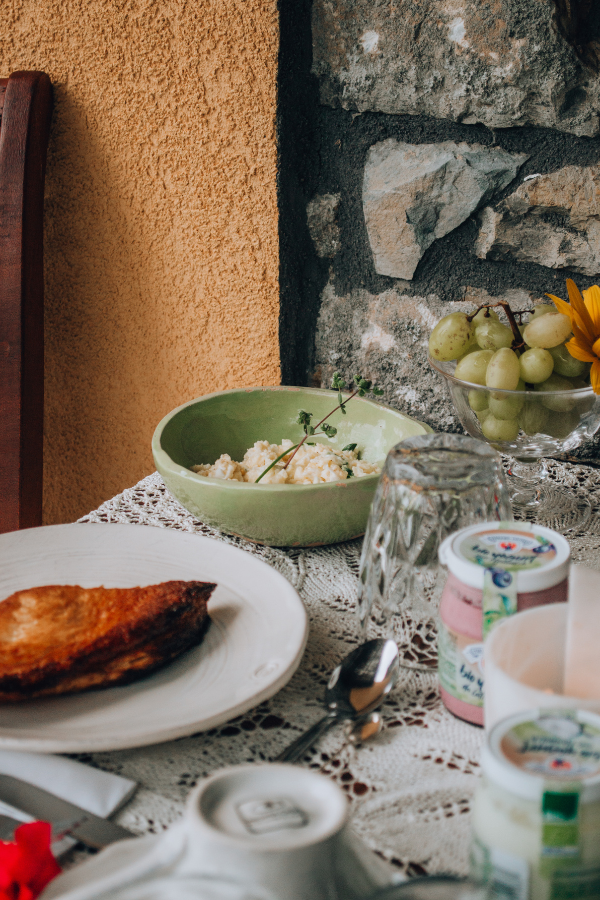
(152, 386), (430, 547)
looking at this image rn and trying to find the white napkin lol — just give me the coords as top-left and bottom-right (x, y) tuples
(0, 750), (137, 854)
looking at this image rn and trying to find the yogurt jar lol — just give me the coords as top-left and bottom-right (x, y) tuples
(472, 708), (600, 900)
(437, 522), (570, 725)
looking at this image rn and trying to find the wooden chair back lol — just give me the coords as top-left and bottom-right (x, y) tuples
(0, 71), (52, 533)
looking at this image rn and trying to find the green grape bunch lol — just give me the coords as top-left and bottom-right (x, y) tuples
(428, 295), (593, 444)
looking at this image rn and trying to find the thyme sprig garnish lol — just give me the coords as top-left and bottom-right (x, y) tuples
(254, 373), (383, 483)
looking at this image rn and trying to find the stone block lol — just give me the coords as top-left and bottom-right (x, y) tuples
(475, 167), (600, 276)
(363, 140), (527, 280)
(312, 0), (600, 137)
(306, 193), (342, 258)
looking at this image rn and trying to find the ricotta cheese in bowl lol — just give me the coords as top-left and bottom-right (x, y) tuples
(152, 386), (430, 546)
(191, 440), (380, 485)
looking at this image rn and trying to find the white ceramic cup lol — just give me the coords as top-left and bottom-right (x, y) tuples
(43, 764), (397, 900)
(484, 603), (600, 732)
(176, 763), (395, 900)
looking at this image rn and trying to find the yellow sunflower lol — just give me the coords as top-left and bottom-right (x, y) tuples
(546, 278), (600, 394)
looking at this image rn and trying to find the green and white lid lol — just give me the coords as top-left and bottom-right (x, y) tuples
(483, 709), (600, 803)
(438, 521), (570, 591)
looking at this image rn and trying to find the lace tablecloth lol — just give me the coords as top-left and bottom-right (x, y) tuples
(77, 461), (600, 880)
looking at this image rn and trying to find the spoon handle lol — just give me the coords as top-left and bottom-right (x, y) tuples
(275, 712), (340, 764)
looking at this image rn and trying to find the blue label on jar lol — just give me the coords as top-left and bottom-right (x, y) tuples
(482, 567), (518, 638)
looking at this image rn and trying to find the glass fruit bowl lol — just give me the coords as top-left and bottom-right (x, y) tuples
(429, 355), (600, 531)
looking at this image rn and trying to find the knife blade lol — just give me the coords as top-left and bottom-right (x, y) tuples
(0, 814), (22, 841)
(0, 774), (134, 849)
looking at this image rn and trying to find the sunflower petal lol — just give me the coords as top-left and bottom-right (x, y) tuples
(583, 285), (600, 332)
(566, 278), (596, 344)
(571, 319), (590, 344)
(566, 335), (596, 362)
(591, 360), (600, 394)
(546, 293), (575, 320)
(593, 335), (600, 357)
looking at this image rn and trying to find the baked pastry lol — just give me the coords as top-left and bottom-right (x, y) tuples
(0, 580), (215, 701)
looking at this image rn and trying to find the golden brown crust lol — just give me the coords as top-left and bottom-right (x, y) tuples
(0, 581), (215, 701)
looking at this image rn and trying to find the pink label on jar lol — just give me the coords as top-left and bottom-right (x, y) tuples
(438, 572), (568, 724)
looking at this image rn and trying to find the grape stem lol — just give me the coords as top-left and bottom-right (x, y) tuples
(511, 309), (535, 323)
(466, 301), (526, 352)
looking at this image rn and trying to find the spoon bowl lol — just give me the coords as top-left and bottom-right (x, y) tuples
(276, 639), (399, 763)
(326, 639), (399, 717)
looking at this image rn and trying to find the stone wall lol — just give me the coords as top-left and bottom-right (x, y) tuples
(290, 0), (600, 459)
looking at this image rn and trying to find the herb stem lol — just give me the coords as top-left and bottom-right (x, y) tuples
(282, 389), (360, 471)
(254, 424), (339, 483)
(254, 443), (300, 484)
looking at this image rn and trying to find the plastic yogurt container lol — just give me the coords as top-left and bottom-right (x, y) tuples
(472, 708), (600, 900)
(437, 522), (570, 726)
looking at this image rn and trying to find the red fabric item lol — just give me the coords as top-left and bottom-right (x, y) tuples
(0, 822), (61, 900)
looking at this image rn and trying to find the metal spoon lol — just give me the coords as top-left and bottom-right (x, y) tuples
(316, 714), (384, 775)
(347, 711), (384, 746)
(276, 639), (399, 763)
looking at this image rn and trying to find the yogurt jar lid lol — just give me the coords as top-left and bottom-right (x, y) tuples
(438, 521), (570, 591)
(482, 709), (600, 803)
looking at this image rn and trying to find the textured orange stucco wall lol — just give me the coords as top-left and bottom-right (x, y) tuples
(0, 1), (280, 523)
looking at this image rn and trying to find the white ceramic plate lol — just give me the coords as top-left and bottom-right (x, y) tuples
(0, 524), (308, 752)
